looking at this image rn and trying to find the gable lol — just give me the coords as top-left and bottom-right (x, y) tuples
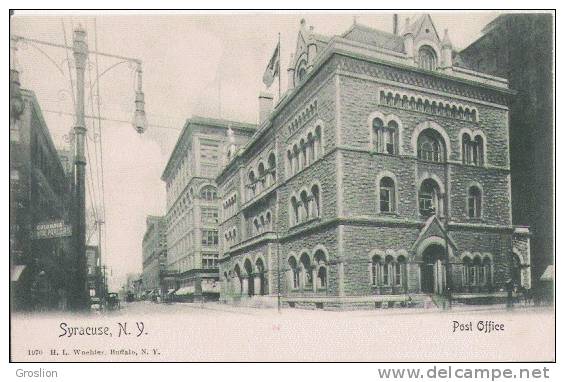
(411, 215), (458, 253)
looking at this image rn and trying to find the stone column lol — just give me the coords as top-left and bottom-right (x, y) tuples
(254, 274), (261, 296)
(242, 276), (249, 296)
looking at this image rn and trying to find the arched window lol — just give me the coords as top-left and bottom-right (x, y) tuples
(463, 257), (472, 286)
(483, 257), (492, 286)
(268, 152), (276, 185)
(289, 257), (300, 289)
(307, 132), (315, 163)
(418, 46), (437, 71)
(462, 134), (485, 166)
(379, 177), (396, 213)
(314, 250), (327, 289)
(468, 186), (482, 218)
(311, 184), (320, 218)
(248, 171), (256, 199)
(265, 211), (272, 231)
(419, 178), (442, 216)
(317, 266), (327, 289)
(395, 255), (406, 287)
(472, 256), (482, 285)
(300, 253), (313, 289)
(290, 196), (299, 225)
(384, 255), (393, 286)
(371, 255), (383, 286)
(473, 136), (484, 166)
(287, 150), (293, 176)
(373, 119), (399, 155)
(462, 133), (473, 164)
(293, 144), (300, 172)
(253, 218), (260, 235)
(417, 129), (445, 162)
(314, 125), (322, 160)
(300, 190), (310, 221)
(201, 186), (217, 201)
(300, 138), (307, 168)
(258, 162), (266, 192)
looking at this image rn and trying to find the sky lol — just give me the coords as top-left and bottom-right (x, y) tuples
(10, 11), (501, 290)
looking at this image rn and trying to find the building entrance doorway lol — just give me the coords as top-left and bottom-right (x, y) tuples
(421, 244), (447, 294)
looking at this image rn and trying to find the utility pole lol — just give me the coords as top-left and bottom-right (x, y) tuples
(97, 219), (105, 297)
(443, 160), (452, 309)
(72, 26), (89, 310)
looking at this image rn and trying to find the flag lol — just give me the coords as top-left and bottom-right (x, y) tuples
(262, 41), (280, 88)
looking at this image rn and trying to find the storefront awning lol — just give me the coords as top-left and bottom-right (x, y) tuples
(175, 286), (195, 295)
(10, 265), (26, 282)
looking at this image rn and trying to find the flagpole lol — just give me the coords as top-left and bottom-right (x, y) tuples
(277, 33), (281, 100)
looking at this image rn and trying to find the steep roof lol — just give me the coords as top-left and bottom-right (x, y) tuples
(341, 22), (405, 53)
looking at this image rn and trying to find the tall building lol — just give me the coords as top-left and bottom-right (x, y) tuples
(141, 215), (167, 298)
(458, 13), (553, 289)
(216, 15), (532, 309)
(162, 116), (256, 300)
(10, 85), (74, 311)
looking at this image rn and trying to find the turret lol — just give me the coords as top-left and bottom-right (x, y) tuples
(287, 52), (295, 91)
(307, 26), (317, 70)
(441, 28), (453, 69)
(403, 17), (415, 62)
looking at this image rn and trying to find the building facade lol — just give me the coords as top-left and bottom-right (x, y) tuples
(141, 215), (167, 298)
(162, 116), (256, 301)
(86, 245), (102, 298)
(217, 15), (532, 309)
(10, 85), (74, 311)
(458, 14), (553, 290)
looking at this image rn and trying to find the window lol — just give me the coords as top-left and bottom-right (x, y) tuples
(202, 254), (219, 269)
(289, 257), (300, 289)
(300, 253), (313, 289)
(463, 257), (472, 285)
(418, 46), (437, 71)
(462, 134), (484, 166)
(383, 256), (393, 286)
(201, 186), (217, 201)
(419, 179), (442, 217)
(373, 118), (399, 155)
(379, 177), (395, 213)
(201, 207), (219, 224)
(312, 250), (327, 289)
(311, 185), (320, 218)
(371, 255), (383, 286)
(199, 138), (220, 177)
(417, 130), (444, 162)
(397, 256), (407, 287)
(290, 196), (299, 225)
(468, 186), (482, 218)
(300, 190), (310, 221)
(202, 230), (218, 246)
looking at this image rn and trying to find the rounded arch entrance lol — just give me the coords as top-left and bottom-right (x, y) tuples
(420, 242), (448, 294)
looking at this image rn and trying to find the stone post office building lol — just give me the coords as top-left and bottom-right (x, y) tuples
(216, 15), (531, 309)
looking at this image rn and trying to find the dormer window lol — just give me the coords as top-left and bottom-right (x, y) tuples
(418, 45), (437, 71)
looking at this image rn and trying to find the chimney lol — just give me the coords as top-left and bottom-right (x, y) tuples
(258, 92), (274, 124)
(393, 14), (399, 35)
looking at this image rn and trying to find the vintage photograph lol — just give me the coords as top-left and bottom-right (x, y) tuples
(9, 10), (555, 362)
